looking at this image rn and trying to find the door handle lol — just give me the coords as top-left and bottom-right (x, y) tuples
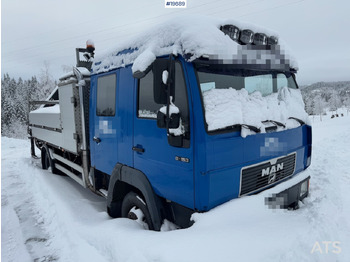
(93, 136), (101, 144)
(132, 146), (145, 153)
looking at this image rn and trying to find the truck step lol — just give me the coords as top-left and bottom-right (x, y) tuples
(55, 164), (85, 187)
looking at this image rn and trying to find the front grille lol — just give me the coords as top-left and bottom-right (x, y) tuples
(239, 153), (296, 196)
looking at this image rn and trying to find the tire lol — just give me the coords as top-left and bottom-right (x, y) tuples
(41, 146), (58, 174)
(121, 191), (154, 230)
(41, 147), (51, 170)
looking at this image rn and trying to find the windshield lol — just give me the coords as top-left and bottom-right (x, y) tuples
(197, 69), (297, 96)
(196, 67), (299, 133)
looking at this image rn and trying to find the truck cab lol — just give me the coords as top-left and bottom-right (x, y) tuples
(90, 52), (311, 229)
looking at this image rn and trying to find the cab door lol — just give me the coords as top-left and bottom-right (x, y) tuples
(90, 71), (119, 175)
(133, 59), (194, 209)
(90, 67), (135, 175)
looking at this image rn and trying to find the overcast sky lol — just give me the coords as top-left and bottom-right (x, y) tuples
(1, 0), (350, 85)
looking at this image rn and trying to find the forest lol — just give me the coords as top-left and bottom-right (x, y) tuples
(1, 66), (57, 139)
(300, 81), (350, 120)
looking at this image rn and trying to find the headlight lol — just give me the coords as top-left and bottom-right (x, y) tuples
(268, 36), (278, 45)
(240, 29), (254, 44)
(220, 25), (240, 42)
(300, 180), (309, 197)
(253, 33), (268, 45)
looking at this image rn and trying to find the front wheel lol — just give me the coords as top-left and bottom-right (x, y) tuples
(121, 192), (153, 230)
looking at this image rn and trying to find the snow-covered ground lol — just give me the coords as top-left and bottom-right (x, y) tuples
(2, 109), (350, 262)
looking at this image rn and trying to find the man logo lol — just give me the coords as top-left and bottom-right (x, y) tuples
(261, 163), (284, 177)
(262, 163), (283, 184)
(268, 172), (276, 184)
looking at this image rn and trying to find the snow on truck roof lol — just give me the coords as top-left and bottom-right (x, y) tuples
(91, 15), (297, 75)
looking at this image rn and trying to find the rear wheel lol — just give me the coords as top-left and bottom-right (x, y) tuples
(41, 147), (51, 170)
(121, 191), (153, 230)
(41, 146), (57, 174)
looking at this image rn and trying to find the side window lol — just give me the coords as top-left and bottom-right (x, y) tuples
(138, 61), (189, 126)
(138, 60), (190, 147)
(138, 70), (160, 118)
(97, 74), (116, 116)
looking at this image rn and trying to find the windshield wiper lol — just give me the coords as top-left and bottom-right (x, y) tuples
(262, 120), (286, 128)
(241, 124), (261, 133)
(208, 123), (260, 134)
(288, 117), (305, 126)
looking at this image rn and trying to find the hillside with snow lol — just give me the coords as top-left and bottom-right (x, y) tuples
(2, 109), (350, 262)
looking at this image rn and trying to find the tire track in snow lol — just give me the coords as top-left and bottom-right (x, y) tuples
(2, 160), (59, 261)
(2, 138), (113, 262)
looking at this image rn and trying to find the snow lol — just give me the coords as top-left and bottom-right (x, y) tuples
(162, 70), (168, 85)
(203, 86), (310, 137)
(2, 110), (350, 262)
(159, 98), (185, 136)
(59, 67), (91, 80)
(92, 15), (296, 75)
(86, 39), (94, 47)
(30, 104), (60, 114)
(159, 102), (180, 116)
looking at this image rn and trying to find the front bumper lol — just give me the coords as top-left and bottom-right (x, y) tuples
(265, 176), (310, 209)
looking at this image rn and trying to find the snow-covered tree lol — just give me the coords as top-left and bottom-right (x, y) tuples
(329, 91), (342, 114)
(37, 61), (56, 100)
(304, 96), (315, 115)
(313, 94), (326, 121)
(344, 97), (350, 116)
(1, 63), (56, 138)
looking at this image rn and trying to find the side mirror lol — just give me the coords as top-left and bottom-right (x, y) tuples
(157, 110), (180, 129)
(153, 58), (174, 104)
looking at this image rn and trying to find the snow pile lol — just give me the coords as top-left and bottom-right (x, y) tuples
(203, 86), (310, 136)
(92, 15), (296, 75)
(59, 67), (90, 80)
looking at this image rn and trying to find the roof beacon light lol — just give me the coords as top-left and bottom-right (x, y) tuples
(268, 36), (278, 45)
(86, 39), (95, 54)
(220, 25), (240, 42)
(240, 29), (254, 45)
(253, 33), (268, 45)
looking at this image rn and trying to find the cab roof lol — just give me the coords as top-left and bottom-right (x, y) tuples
(91, 15), (297, 75)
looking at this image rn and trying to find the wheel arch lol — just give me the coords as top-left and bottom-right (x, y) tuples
(107, 163), (164, 231)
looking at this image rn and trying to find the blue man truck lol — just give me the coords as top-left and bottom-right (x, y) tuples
(28, 18), (312, 230)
